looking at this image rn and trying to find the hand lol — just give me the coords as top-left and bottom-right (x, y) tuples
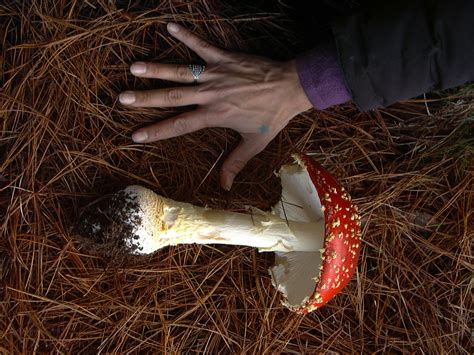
(120, 23), (312, 191)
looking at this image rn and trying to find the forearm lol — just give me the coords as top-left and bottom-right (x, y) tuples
(296, 0), (474, 112)
(332, 0), (474, 110)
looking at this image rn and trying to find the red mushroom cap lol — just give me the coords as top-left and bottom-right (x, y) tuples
(294, 154), (361, 314)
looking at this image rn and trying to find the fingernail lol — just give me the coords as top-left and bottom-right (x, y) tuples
(222, 176), (233, 191)
(132, 130), (148, 143)
(130, 62), (146, 75)
(119, 92), (135, 104)
(167, 23), (180, 33)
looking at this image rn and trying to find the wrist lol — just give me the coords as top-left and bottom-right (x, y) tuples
(282, 60), (314, 115)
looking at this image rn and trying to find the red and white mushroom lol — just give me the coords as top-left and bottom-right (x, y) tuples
(86, 153), (361, 313)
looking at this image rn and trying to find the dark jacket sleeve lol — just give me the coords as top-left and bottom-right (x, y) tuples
(332, 0), (474, 111)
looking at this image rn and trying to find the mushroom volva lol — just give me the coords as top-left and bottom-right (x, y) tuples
(80, 154), (361, 314)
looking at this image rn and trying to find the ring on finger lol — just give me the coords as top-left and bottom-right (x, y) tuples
(188, 64), (206, 84)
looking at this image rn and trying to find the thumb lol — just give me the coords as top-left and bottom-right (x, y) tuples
(220, 139), (266, 191)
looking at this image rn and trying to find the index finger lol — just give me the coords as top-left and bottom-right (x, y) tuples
(132, 109), (215, 143)
(167, 23), (229, 64)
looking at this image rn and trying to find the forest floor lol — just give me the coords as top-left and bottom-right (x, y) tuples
(1, 1), (472, 353)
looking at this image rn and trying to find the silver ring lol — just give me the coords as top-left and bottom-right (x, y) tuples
(188, 64), (205, 84)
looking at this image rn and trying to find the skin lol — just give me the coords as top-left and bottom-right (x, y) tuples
(119, 22), (312, 191)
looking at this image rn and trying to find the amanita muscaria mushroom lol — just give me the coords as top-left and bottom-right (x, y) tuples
(83, 154), (361, 313)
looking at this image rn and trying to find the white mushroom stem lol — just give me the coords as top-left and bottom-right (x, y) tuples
(125, 186), (325, 255)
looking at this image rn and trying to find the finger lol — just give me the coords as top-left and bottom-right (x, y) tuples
(130, 62), (210, 84)
(131, 109), (213, 143)
(220, 138), (267, 191)
(119, 87), (200, 108)
(167, 23), (228, 63)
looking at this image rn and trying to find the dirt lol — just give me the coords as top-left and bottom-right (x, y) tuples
(74, 189), (144, 263)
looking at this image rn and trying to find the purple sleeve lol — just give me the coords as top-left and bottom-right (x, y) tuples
(295, 41), (351, 110)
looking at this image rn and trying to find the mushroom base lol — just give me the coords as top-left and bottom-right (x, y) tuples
(74, 190), (146, 262)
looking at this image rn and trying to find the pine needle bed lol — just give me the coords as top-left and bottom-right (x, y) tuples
(1, 1), (472, 353)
